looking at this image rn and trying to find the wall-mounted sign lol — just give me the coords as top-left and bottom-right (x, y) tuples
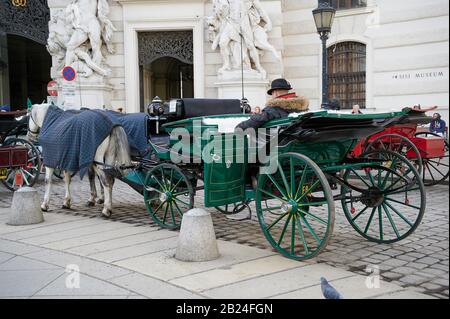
(391, 70), (447, 81)
(12, 0), (27, 7)
(62, 66), (76, 82)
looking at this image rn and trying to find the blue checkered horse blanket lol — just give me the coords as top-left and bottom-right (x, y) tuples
(104, 110), (149, 153)
(39, 106), (116, 178)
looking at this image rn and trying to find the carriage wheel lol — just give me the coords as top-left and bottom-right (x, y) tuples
(1, 138), (41, 191)
(365, 134), (423, 176)
(414, 132), (449, 186)
(341, 150), (425, 244)
(256, 153), (335, 261)
(143, 164), (194, 230)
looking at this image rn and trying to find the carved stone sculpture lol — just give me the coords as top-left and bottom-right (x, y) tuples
(47, 0), (116, 78)
(207, 0), (280, 79)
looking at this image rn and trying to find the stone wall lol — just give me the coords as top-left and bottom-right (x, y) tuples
(281, 0), (449, 118)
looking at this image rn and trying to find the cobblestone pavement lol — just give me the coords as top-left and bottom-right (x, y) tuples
(1, 177), (448, 299)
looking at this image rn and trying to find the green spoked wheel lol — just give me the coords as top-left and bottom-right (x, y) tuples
(341, 150), (426, 244)
(143, 164), (194, 230)
(256, 153), (335, 261)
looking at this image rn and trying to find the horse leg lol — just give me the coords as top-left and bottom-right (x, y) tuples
(41, 167), (54, 212)
(62, 171), (72, 209)
(97, 177), (105, 205)
(87, 166), (97, 207)
(93, 167), (113, 218)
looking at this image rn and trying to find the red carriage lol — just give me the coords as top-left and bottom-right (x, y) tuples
(351, 107), (449, 186)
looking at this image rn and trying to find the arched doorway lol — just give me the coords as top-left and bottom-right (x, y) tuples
(140, 57), (194, 111)
(0, 0), (51, 111)
(138, 30), (194, 112)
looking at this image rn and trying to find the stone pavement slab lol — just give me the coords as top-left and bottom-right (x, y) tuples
(67, 230), (175, 256)
(110, 273), (204, 299)
(202, 263), (352, 299)
(0, 256), (61, 271)
(271, 275), (406, 299)
(34, 273), (132, 297)
(0, 269), (64, 297)
(113, 240), (274, 281)
(169, 255), (305, 293)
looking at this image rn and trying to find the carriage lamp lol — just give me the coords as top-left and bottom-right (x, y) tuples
(148, 96), (164, 116)
(313, 2), (336, 110)
(241, 98), (251, 114)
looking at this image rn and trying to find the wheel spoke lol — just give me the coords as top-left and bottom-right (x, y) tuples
(162, 203), (169, 224)
(277, 213), (292, 246)
(296, 217), (309, 255)
(378, 207), (383, 241)
(151, 174), (166, 192)
(291, 215), (296, 255)
(277, 161), (291, 197)
(352, 206), (370, 222)
(426, 161), (447, 177)
(267, 213), (288, 231)
(262, 206), (283, 212)
(349, 168), (372, 189)
(294, 167), (309, 199)
(173, 200), (184, 218)
(382, 203), (400, 239)
(384, 201), (414, 227)
(296, 179), (320, 203)
(300, 214), (321, 243)
(170, 202), (176, 226)
(174, 197), (191, 207)
(364, 208), (376, 235)
(385, 197), (421, 210)
(259, 188), (287, 202)
(300, 209), (327, 225)
(267, 174), (288, 200)
(290, 158), (295, 198)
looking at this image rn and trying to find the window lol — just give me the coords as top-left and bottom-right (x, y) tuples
(328, 42), (366, 109)
(331, 0), (367, 10)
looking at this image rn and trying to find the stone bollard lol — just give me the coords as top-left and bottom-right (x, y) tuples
(7, 187), (44, 226)
(175, 208), (220, 262)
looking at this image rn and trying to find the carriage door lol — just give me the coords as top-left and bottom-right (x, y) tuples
(138, 31), (194, 112)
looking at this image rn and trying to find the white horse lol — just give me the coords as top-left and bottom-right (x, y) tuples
(27, 103), (131, 218)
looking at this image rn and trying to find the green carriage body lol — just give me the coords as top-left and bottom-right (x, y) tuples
(161, 110), (406, 207)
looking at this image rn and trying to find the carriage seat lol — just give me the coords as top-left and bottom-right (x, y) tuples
(166, 98), (243, 119)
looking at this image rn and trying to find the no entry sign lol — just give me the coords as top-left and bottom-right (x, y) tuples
(62, 66), (76, 81)
(47, 80), (58, 96)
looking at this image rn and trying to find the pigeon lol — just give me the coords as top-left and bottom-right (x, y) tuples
(320, 277), (344, 299)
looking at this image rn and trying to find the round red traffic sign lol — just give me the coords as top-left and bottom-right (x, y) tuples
(62, 66), (76, 81)
(47, 80), (58, 96)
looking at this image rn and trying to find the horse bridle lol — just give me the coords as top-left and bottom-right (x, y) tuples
(28, 107), (40, 135)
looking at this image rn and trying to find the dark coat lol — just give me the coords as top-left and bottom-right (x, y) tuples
(236, 94), (309, 131)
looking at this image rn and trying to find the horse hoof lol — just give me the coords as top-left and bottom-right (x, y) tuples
(86, 201), (95, 207)
(41, 206), (48, 212)
(97, 199), (104, 205)
(62, 205), (71, 210)
(102, 209), (112, 218)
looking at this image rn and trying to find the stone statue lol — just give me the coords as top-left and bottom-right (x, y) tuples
(47, 0), (116, 78)
(207, 0), (280, 79)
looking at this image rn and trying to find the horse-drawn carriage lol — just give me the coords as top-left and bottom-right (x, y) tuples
(115, 101), (427, 261)
(27, 100), (430, 261)
(0, 110), (41, 190)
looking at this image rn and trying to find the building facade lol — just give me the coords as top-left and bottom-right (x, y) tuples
(1, 0), (448, 122)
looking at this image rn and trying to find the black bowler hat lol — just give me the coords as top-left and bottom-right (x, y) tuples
(267, 78), (293, 95)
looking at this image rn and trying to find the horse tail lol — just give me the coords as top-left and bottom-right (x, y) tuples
(107, 126), (131, 175)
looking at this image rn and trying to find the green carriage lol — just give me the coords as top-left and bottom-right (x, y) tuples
(126, 104), (427, 261)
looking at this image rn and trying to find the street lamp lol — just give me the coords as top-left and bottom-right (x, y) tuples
(313, 2), (336, 109)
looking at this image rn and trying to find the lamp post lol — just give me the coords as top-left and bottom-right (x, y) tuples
(313, 2), (336, 109)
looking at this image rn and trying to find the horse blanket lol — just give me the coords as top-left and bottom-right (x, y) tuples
(104, 111), (149, 154)
(39, 106), (116, 178)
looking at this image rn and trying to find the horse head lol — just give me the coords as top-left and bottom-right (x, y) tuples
(27, 103), (50, 142)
